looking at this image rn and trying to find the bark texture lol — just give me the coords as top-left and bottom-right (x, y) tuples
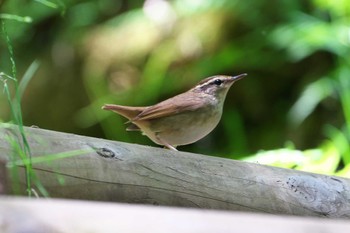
(0, 124), (350, 218)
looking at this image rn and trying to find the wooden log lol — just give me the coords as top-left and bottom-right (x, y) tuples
(1, 197), (350, 233)
(0, 124), (350, 218)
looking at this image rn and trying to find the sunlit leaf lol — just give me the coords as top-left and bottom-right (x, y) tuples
(243, 149), (306, 169)
(0, 14), (32, 23)
(288, 77), (334, 126)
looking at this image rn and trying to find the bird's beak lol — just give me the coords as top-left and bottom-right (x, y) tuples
(231, 73), (247, 82)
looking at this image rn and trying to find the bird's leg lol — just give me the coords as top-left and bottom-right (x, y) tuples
(163, 144), (178, 151)
(156, 134), (178, 151)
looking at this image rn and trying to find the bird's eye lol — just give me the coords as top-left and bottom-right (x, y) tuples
(213, 79), (223, 86)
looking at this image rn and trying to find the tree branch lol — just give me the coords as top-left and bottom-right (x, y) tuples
(0, 124), (350, 218)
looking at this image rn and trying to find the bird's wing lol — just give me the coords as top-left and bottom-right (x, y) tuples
(133, 93), (206, 121)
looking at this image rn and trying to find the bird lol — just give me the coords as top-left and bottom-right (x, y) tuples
(102, 74), (247, 151)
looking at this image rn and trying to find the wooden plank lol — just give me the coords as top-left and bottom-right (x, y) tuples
(0, 124), (350, 218)
(1, 197), (350, 233)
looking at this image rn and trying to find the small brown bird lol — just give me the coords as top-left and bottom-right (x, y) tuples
(102, 74), (246, 150)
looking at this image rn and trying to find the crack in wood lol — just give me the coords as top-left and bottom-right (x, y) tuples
(18, 166), (268, 213)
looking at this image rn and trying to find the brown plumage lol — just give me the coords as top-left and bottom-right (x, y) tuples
(102, 74), (246, 150)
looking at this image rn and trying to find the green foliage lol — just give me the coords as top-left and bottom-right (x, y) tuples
(245, 143), (343, 176)
(1, 21), (34, 196)
(1, 0), (349, 178)
(1, 19), (92, 196)
(0, 14), (32, 23)
(246, 0), (350, 177)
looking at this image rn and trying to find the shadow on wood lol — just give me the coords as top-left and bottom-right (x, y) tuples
(0, 124), (350, 218)
(0, 160), (8, 194)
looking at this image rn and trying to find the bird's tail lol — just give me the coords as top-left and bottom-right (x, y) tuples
(102, 104), (146, 120)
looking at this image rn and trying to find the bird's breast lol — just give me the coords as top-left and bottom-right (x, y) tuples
(148, 104), (223, 146)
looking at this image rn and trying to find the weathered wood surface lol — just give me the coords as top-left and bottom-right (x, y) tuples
(1, 197), (350, 233)
(0, 124), (350, 218)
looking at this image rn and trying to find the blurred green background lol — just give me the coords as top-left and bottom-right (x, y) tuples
(1, 0), (350, 177)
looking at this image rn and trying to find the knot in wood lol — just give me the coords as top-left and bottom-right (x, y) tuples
(96, 147), (115, 158)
